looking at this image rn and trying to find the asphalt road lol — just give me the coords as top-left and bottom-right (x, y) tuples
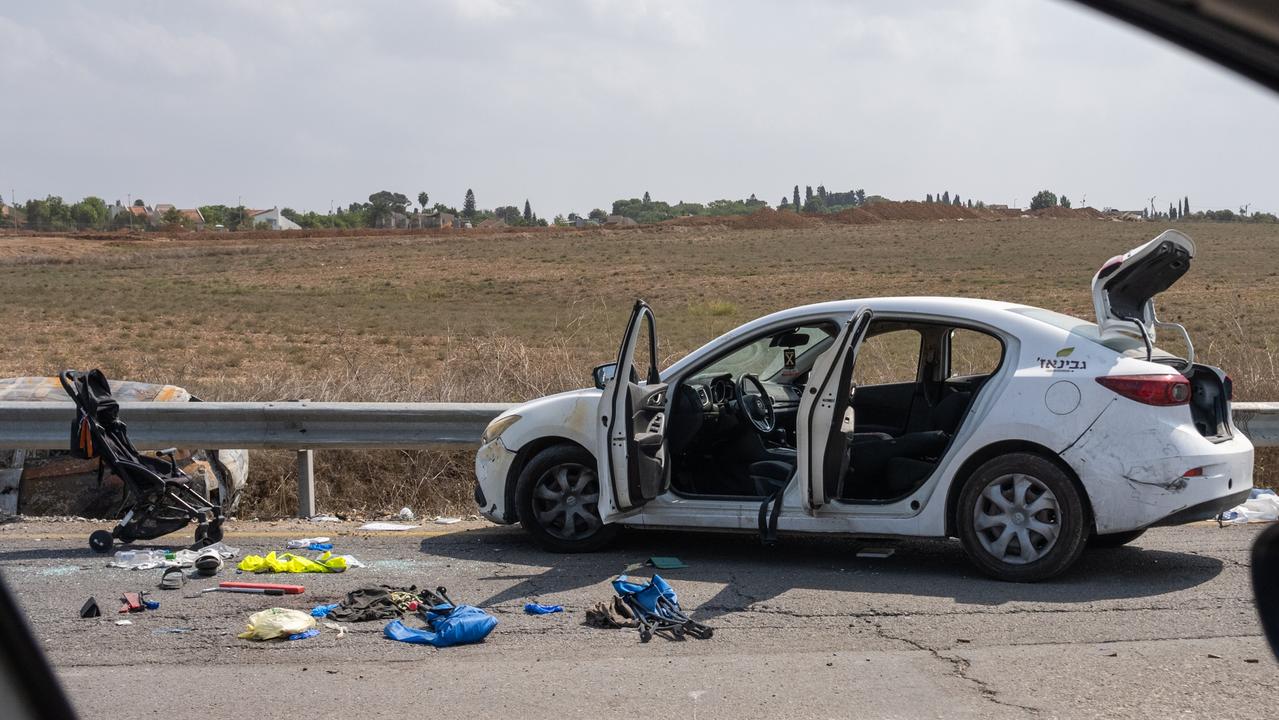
(1, 518), (1275, 719)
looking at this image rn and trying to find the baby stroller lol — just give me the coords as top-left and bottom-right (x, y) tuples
(60, 370), (225, 553)
(611, 574), (713, 642)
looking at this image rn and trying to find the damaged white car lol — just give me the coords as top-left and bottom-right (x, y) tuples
(475, 230), (1252, 581)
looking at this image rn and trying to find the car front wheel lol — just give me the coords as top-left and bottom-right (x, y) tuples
(515, 444), (618, 553)
(956, 453), (1088, 582)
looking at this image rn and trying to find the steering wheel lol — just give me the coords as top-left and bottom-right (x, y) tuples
(735, 373), (776, 434)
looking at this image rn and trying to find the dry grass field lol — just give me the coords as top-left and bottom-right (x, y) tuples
(2, 216), (1276, 516)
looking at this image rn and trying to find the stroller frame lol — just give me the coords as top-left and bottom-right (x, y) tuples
(612, 574), (713, 642)
(60, 370), (225, 553)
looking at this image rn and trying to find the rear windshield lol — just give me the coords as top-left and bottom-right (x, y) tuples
(1009, 307), (1175, 358)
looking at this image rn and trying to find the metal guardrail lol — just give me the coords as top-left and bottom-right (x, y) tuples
(0, 400), (1274, 516)
(0, 401), (514, 451)
(0, 401), (513, 517)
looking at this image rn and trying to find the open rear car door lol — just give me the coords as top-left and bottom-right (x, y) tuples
(596, 300), (669, 521)
(798, 308), (873, 512)
(1092, 229), (1196, 360)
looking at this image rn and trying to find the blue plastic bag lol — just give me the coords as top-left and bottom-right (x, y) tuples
(310, 603), (340, 618)
(524, 602), (563, 615)
(384, 604), (497, 647)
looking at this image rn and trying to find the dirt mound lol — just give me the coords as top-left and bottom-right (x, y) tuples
(729, 208), (819, 229)
(827, 200), (982, 225)
(1031, 206), (1106, 220)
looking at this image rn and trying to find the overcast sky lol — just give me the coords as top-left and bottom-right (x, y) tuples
(2, 0), (1277, 216)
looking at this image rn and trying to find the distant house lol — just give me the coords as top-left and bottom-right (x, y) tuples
(572, 218), (600, 228)
(605, 214), (638, 227)
(180, 209), (205, 230)
(422, 210), (456, 229)
(248, 207), (301, 230)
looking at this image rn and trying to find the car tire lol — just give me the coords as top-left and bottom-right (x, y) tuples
(1089, 528), (1146, 548)
(515, 444), (619, 553)
(956, 453), (1088, 582)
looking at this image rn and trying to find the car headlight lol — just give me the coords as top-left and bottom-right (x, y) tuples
(480, 414), (521, 446)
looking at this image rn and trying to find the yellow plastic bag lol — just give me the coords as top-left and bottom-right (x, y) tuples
(237, 608), (316, 641)
(237, 551), (348, 574)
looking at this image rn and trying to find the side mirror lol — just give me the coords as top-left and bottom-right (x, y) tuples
(592, 363), (617, 390)
(1252, 523), (1279, 660)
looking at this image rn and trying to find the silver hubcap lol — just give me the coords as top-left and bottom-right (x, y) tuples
(531, 463), (602, 540)
(973, 473), (1061, 565)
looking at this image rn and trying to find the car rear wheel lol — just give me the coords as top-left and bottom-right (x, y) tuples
(957, 453), (1087, 582)
(1089, 528), (1146, 548)
(516, 444), (618, 553)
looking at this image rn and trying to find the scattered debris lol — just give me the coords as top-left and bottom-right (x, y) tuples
(1208, 653), (1222, 659)
(397, 507), (416, 521)
(323, 621), (348, 638)
(152, 627), (193, 635)
(311, 603), (341, 618)
(856, 547), (895, 559)
(647, 556), (687, 569)
(524, 602), (564, 615)
(433, 516), (462, 525)
(358, 521), (419, 531)
(115, 619), (132, 626)
(309, 515), (341, 523)
(220, 581), (305, 594)
(384, 603), (498, 647)
(158, 567), (186, 590)
(287, 628), (321, 641)
(238, 551), (349, 573)
(79, 597), (100, 618)
(238, 608), (316, 641)
(286, 537), (331, 549)
(584, 597), (638, 629)
(1220, 489), (1279, 524)
(194, 547), (225, 576)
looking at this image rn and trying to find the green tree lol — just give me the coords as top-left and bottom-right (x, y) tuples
(1060, 196), (1072, 209)
(588, 208), (607, 221)
(926, 194), (933, 203)
(70, 196), (108, 228)
(523, 199), (532, 222)
(805, 185), (814, 203)
(780, 196), (789, 209)
(642, 191), (651, 204)
(941, 191), (950, 205)
(1029, 190), (1057, 211)
(463, 189), (476, 218)
(817, 185), (827, 202)
(161, 206), (184, 226)
(792, 185), (801, 209)
(953, 195), (961, 206)
(133, 198), (145, 207)
(1184, 196), (1190, 216)
(418, 192), (429, 211)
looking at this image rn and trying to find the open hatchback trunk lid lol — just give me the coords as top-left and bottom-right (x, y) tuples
(1091, 229), (1195, 347)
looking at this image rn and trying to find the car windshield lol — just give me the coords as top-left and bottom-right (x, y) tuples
(695, 324), (838, 383)
(1011, 307), (1178, 359)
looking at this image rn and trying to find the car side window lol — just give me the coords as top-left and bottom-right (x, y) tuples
(853, 328), (922, 386)
(949, 328), (1002, 378)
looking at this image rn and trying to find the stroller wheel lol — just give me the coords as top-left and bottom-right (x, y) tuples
(194, 522), (224, 545)
(89, 530), (114, 554)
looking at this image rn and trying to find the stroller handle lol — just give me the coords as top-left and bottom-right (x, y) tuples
(58, 370), (78, 396)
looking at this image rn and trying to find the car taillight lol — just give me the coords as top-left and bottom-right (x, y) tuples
(1096, 374), (1191, 406)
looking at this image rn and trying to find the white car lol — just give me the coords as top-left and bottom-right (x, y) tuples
(474, 230), (1253, 580)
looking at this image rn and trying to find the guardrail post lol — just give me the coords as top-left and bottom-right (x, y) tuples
(296, 450), (316, 518)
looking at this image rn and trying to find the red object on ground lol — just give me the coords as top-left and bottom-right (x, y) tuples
(219, 581), (305, 594)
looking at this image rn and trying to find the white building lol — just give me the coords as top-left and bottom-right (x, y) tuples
(249, 207), (301, 230)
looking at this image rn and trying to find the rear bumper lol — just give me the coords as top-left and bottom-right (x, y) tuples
(1151, 488), (1251, 526)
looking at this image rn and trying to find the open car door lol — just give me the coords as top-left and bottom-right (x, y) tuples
(798, 308), (872, 512)
(1092, 229), (1196, 357)
(596, 300), (670, 521)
